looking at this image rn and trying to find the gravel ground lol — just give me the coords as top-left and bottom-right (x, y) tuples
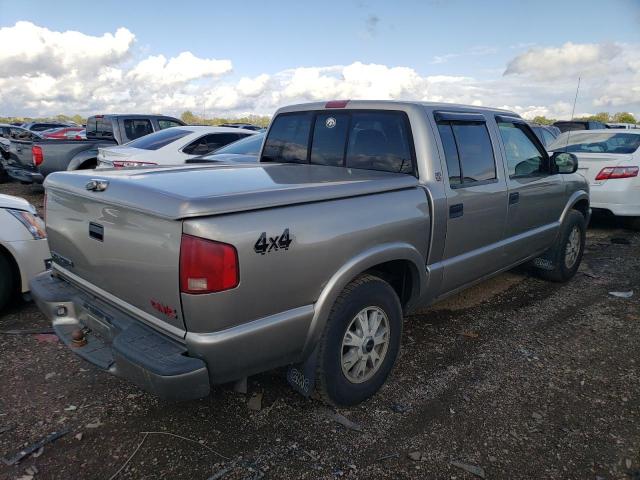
(1, 182), (639, 480)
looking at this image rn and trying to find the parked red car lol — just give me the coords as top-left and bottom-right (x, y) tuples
(41, 127), (86, 140)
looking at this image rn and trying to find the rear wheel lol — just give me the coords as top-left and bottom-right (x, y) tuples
(316, 274), (402, 406)
(0, 254), (15, 312)
(535, 210), (586, 282)
(78, 159), (97, 170)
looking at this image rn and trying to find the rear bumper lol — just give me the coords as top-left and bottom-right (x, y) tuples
(591, 181), (640, 217)
(5, 163), (44, 184)
(30, 272), (210, 401)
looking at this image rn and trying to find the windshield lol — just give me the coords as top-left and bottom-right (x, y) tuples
(125, 128), (191, 150)
(210, 132), (263, 155)
(550, 132), (640, 154)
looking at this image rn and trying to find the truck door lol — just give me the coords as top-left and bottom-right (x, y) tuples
(434, 112), (509, 294)
(495, 116), (565, 260)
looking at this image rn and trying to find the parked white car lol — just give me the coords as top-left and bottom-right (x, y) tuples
(97, 126), (255, 168)
(0, 194), (50, 310)
(549, 130), (640, 229)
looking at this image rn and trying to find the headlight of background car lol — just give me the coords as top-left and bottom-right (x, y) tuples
(7, 208), (47, 240)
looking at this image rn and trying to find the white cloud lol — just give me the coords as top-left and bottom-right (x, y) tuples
(0, 22), (638, 121)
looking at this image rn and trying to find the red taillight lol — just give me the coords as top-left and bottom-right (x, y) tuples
(32, 145), (43, 166)
(594, 166), (639, 181)
(325, 99), (350, 108)
(180, 234), (239, 294)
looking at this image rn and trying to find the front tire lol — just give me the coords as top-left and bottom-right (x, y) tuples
(536, 210), (586, 282)
(0, 254), (15, 312)
(316, 274), (402, 406)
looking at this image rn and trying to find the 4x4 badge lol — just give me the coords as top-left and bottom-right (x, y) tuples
(254, 228), (292, 255)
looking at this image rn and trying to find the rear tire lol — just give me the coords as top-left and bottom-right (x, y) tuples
(0, 254), (15, 312)
(316, 274), (402, 406)
(535, 210), (586, 283)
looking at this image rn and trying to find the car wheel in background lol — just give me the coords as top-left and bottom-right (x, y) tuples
(0, 254), (15, 311)
(315, 274), (402, 406)
(535, 210), (586, 283)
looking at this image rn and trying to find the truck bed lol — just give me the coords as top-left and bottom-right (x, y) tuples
(44, 163), (420, 219)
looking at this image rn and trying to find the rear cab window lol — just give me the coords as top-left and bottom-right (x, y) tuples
(158, 119), (184, 130)
(261, 110), (415, 174)
(87, 117), (115, 139)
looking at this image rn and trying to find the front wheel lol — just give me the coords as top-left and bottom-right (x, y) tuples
(0, 254), (15, 312)
(315, 274), (402, 406)
(535, 210), (586, 283)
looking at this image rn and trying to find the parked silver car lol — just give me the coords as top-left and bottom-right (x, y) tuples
(31, 100), (589, 406)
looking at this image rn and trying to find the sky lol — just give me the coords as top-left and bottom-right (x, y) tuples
(0, 0), (639, 120)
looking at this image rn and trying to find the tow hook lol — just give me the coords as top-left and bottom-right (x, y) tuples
(71, 329), (87, 347)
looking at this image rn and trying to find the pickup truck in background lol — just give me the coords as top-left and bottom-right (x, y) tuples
(32, 100), (589, 406)
(3, 114), (185, 183)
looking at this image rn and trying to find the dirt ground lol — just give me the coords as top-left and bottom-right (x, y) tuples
(1, 182), (638, 480)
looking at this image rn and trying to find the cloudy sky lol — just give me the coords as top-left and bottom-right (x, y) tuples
(0, 0), (639, 119)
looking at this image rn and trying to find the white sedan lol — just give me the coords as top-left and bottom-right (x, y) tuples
(549, 130), (640, 230)
(97, 126), (256, 168)
(0, 194), (50, 311)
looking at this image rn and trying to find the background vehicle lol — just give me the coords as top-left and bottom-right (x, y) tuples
(33, 100), (589, 407)
(527, 122), (560, 148)
(4, 114), (185, 183)
(21, 121), (72, 132)
(186, 132), (264, 164)
(549, 130), (640, 230)
(41, 127), (86, 140)
(553, 120), (609, 133)
(97, 126), (255, 168)
(606, 122), (639, 130)
(218, 123), (264, 131)
(0, 194), (50, 311)
(0, 125), (43, 182)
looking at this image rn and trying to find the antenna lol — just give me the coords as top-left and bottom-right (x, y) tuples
(564, 76), (581, 153)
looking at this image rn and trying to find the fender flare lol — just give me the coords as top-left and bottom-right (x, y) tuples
(67, 148), (99, 171)
(301, 242), (428, 358)
(560, 189), (590, 223)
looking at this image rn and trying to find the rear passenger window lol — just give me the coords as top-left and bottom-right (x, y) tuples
(310, 113), (349, 166)
(124, 119), (153, 140)
(497, 121), (548, 177)
(262, 112), (312, 163)
(437, 120), (496, 186)
(346, 112), (413, 174)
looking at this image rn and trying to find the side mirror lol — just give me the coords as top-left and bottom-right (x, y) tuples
(551, 151), (578, 174)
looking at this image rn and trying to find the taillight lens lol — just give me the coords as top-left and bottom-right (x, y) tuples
(32, 146), (43, 166)
(180, 234), (239, 294)
(112, 161), (157, 168)
(594, 166), (639, 181)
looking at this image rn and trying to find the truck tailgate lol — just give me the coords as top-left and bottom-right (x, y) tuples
(45, 188), (186, 335)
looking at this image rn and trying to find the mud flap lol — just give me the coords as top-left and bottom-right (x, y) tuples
(286, 344), (319, 397)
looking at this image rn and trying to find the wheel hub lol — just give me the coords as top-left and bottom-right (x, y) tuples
(340, 306), (390, 384)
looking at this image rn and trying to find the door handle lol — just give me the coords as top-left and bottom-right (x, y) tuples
(449, 203), (464, 218)
(509, 192), (520, 205)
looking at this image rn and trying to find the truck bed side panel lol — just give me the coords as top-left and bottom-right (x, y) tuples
(181, 188), (430, 333)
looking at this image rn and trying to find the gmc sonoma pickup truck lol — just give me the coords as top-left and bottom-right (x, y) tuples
(4, 114), (184, 184)
(31, 101), (589, 406)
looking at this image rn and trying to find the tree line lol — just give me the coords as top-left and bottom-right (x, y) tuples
(532, 112), (637, 126)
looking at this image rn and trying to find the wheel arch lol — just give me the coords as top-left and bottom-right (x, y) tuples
(560, 190), (590, 223)
(67, 149), (99, 171)
(301, 243), (427, 358)
(0, 243), (21, 295)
